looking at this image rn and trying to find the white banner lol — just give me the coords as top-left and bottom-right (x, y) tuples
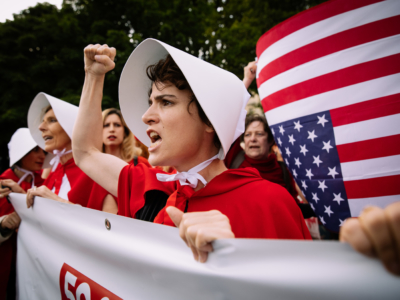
(9, 193), (400, 300)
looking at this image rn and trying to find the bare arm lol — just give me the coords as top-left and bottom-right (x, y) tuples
(243, 61), (257, 89)
(72, 44), (127, 196)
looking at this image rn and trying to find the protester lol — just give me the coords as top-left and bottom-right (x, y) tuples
(24, 93), (117, 213)
(72, 40), (311, 263)
(102, 108), (150, 165)
(340, 202), (400, 276)
(0, 128), (46, 300)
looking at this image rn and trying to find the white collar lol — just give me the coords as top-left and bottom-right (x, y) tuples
(49, 148), (72, 172)
(156, 154), (219, 189)
(15, 166), (35, 189)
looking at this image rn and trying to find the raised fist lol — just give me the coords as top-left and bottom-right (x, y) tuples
(84, 44), (116, 76)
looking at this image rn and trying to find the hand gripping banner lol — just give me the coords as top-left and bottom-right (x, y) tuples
(9, 194), (400, 299)
(256, 0), (400, 232)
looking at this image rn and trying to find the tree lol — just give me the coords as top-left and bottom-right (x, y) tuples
(0, 0), (326, 172)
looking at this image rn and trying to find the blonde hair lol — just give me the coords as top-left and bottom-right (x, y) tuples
(102, 108), (142, 162)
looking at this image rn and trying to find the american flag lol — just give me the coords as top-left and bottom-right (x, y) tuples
(256, 0), (400, 232)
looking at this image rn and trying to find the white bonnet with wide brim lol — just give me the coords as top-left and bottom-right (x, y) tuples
(119, 38), (250, 159)
(27, 92), (78, 168)
(8, 128), (38, 167)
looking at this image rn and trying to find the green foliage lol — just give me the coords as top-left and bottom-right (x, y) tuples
(0, 0), (326, 170)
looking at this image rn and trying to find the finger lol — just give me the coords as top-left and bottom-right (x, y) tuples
(166, 206), (184, 228)
(189, 244), (199, 262)
(96, 45), (111, 56)
(94, 55), (115, 69)
(384, 202), (400, 275)
(109, 47), (117, 61)
(340, 218), (374, 256)
(359, 206), (398, 274)
(198, 250), (209, 263)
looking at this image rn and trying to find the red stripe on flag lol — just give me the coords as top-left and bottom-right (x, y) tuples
(337, 134), (400, 163)
(256, 0), (383, 57)
(330, 93), (400, 127)
(257, 15), (400, 86)
(261, 53), (400, 113)
(344, 174), (400, 199)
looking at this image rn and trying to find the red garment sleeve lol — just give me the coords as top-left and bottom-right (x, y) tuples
(118, 164), (175, 218)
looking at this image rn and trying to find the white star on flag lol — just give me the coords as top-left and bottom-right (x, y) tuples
(322, 140), (333, 153)
(339, 219), (344, 226)
(288, 134), (296, 145)
(333, 193), (344, 205)
(312, 192), (319, 203)
(317, 114), (328, 127)
(294, 157), (302, 168)
(300, 144), (308, 156)
(301, 180), (308, 190)
(293, 120), (303, 132)
(312, 155), (323, 167)
(324, 205), (334, 217)
(271, 128), (275, 135)
(320, 216), (326, 225)
(307, 130), (318, 142)
(305, 168), (314, 180)
(318, 180), (328, 192)
(285, 147), (291, 157)
(285, 158), (289, 166)
(328, 166), (339, 179)
(279, 125), (285, 135)
(310, 203), (315, 210)
(277, 137), (282, 146)
(292, 169), (298, 178)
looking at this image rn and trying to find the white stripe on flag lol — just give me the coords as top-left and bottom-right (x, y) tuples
(256, 0), (400, 75)
(348, 194), (400, 217)
(341, 154), (400, 181)
(265, 73), (400, 126)
(334, 113), (400, 145)
(258, 34), (400, 99)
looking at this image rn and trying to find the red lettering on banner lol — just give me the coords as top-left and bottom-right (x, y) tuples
(59, 263), (123, 300)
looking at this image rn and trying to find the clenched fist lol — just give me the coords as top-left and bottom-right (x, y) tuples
(84, 44), (116, 77)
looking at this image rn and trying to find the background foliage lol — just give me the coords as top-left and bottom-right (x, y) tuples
(0, 0), (326, 172)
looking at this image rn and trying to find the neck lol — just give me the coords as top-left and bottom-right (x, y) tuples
(59, 144), (73, 165)
(104, 145), (123, 159)
(14, 167), (33, 183)
(194, 159), (227, 192)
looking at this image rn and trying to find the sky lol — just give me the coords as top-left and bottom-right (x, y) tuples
(0, 0), (63, 23)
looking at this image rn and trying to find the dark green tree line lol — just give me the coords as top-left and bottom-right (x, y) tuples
(0, 0), (326, 171)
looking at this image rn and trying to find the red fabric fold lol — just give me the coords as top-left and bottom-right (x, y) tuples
(154, 185), (195, 226)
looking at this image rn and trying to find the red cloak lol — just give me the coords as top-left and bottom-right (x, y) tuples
(118, 164), (311, 240)
(225, 138), (298, 201)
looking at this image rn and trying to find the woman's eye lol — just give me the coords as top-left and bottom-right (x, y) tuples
(50, 118), (57, 123)
(103, 124), (109, 128)
(115, 123), (121, 127)
(162, 99), (172, 106)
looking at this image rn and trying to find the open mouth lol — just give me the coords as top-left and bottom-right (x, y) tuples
(148, 130), (162, 150)
(43, 135), (53, 143)
(249, 145), (260, 149)
(108, 135), (117, 141)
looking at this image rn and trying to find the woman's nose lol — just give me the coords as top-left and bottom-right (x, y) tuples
(38, 121), (46, 132)
(142, 104), (159, 125)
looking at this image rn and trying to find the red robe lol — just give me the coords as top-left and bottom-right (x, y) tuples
(0, 168), (44, 300)
(44, 158), (99, 209)
(118, 164), (311, 240)
(0, 168), (44, 216)
(89, 156), (152, 211)
(225, 138), (299, 201)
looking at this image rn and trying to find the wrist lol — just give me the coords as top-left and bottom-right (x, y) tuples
(85, 71), (105, 82)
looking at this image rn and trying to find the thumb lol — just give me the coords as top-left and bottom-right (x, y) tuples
(166, 206), (184, 228)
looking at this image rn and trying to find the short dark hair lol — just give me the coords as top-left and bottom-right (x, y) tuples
(244, 114), (275, 144)
(146, 54), (221, 149)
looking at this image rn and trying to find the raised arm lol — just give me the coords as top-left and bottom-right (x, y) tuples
(73, 44), (127, 196)
(243, 61), (257, 90)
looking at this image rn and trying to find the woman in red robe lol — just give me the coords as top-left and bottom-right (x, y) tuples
(89, 108), (152, 213)
(0, 128), (45, 300)
(72, 40), (311, 263)
(24, 93), (117, 213)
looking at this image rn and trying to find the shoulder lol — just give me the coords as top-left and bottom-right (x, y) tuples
(0, 168), (17, 181)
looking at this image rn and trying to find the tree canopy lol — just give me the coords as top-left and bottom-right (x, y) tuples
(0, 0), (326, 171)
